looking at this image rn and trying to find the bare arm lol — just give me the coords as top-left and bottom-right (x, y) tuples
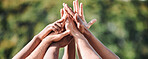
(63, 1), (119, 58)
(12, 24), (54, 59)
(26, 30), (70, 59)
(74, 32), (99, 59)
(12, 36), (41, 59)
(12, 13), (67, 59)
(60, 8), (76, 59)
(76, 14), (119, 59)
(44, 35), (73, 59)
(65, 15), (100, 59)
(44, 44), (59, 59)
(62, 39), (75, 59)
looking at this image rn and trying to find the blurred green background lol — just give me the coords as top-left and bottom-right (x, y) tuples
(0, 0), (148, 59)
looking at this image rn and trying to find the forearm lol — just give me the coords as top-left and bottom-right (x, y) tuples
(44, 44), (59, 59)
(84, 30), (119, 59)
(26, 40), (52, 59)
(74, 33), (99, 59)
(62, 39), (75, 59)
(13, 36), (41, 59)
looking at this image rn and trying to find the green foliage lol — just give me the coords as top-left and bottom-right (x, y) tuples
(0, 0), (148, 59)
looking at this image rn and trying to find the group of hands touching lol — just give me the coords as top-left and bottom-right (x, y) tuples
(13, 0), (119, 59)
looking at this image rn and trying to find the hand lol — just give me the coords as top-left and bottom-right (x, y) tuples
(63, 1), (96, 34)
(36, 13), (67, 40)
(51, 35), (73, 48)
(64, 14), (81, 37)
(42, 29), (70, 44)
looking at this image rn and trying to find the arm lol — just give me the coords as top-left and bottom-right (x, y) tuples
(63, 1), (119, 58)
(13, 13), (67, 59)
(44, 35), (73, 59)
(44, 44), (59, 59)
(65, 15), (100, 59)
(59, 8), (76, 59)
(62, 39), (75, 59)
(26, 30), (70, 59)
(74, 31), (99, 59)
(84, 28), (119, 59)
(12, 36), (41, 59)
(12, 24), (54, 59)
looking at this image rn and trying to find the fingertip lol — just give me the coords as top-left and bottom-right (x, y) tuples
(76, 0), (78, 2)
(73, 1), (75, 4)
(92, 19), (97, 22)
(65, 4), (68, 7)
(63, 3), (65, 6)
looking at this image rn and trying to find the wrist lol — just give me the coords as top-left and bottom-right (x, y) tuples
(33, 35), (42, 42)
(50, 43), (60, 48)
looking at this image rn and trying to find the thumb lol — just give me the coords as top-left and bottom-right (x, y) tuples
(58, 30), (70, 39)
(87, 19), (97, 29)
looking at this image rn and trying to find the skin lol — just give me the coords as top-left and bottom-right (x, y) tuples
(26, 29), (70, 59)
(13, 12), (69, 59)
(12, 22), (57, 59)
(63, 0), (119, 59)
(65, 14), (100, 59)
(44, 35), (73, 59)
(62, 2), (96, 59)
(61, 8), (76, 59)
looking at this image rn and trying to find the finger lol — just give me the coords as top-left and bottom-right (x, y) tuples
(75, 0), (79, 14)
(38, 25), (55, 40)
(64, 4), (75, 16)
(73, 1), (76, 13)
(53, 25), (60, 33)
(87, 19), (97, 28)
(63, 3), (65, 6)
(80, 3), (87, 24)
(65, 20), (69, 30)
(74, 13), (79, 23)
(70, 7), (72, 10)
(56, 18), (64, 23)
(79, 3), (83, 17)
(58, 30), (70, 39)
(79, 3), (85, 21)
(63, 8), (68, 18)
(54, 22), (62, 29)
(60, 9), (64, 18)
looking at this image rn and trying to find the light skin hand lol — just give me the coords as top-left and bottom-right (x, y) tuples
(26, 12), (70, 59)
(60, 8), (76, 59)
(62, 2), (96, 58)
(26, 29), (70, 59)
(12, 19), (65, 59)
(13, 10), (67, 59)
(64, 0), (119, 59)
(44, 35), (73, 59)
(63, 3), (96, 34)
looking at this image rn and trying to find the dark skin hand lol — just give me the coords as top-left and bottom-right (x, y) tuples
(63, 0), (119, 58)
(64, 13), (100, 59)
(62, 2), (96, 59)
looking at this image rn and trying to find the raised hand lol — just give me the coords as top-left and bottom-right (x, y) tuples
(26, 25), (70, 59)
(63, 0), (96, 34)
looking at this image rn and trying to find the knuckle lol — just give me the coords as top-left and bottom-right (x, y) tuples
(34, 35), (41, 40)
